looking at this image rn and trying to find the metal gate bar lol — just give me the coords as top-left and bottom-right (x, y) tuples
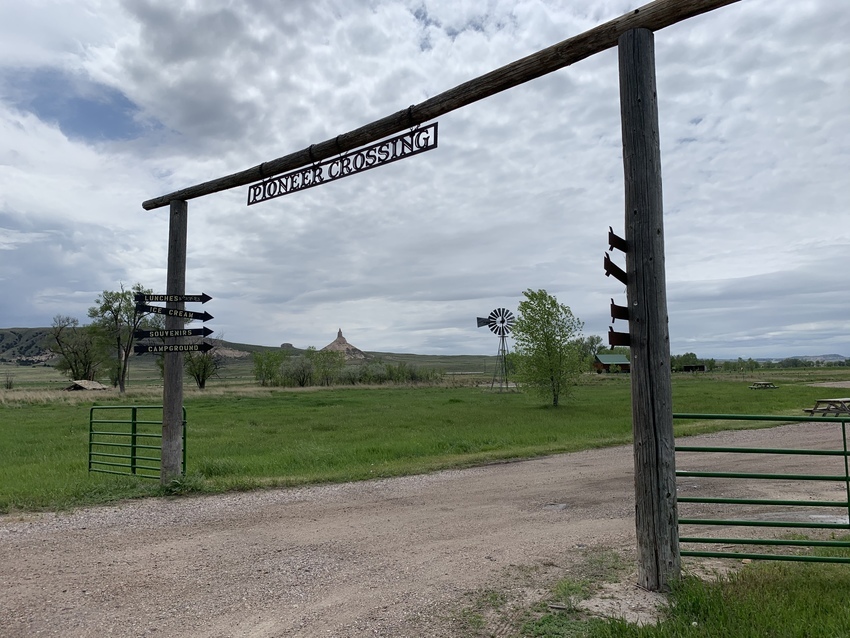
(674, 413), (850, 563)
(89, 405), (186, 479)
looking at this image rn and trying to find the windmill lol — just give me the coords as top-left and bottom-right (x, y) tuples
(476, 308), (515, 391)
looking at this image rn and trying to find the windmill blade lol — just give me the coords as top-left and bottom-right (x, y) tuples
(502, 310), (516, 334)
(480, 308), (516, 335)
(488, 316), (500, 333)
(486, 308), (509, 335)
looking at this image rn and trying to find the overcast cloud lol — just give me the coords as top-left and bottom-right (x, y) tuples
(0, 0), (847, 358)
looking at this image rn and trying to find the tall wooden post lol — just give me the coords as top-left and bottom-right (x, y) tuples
(161, 199), (187, 483)
(618, 28), (680, 591)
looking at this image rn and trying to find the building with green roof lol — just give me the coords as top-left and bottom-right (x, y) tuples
(594, 354), (631, 373)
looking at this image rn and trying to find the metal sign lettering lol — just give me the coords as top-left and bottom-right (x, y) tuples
(134, 342), (214, 354)
(135, 304), (213, 322)
(135, 293), (212, 304)
(247, 122), (438, 205)
(135, 326), (214, 340)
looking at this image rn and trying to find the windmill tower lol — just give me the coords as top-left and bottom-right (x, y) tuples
(476, 308), (515, 391)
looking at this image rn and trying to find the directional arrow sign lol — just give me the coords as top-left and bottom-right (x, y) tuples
(134, 342), (214, 354)
(134, 293), (212, 304)
(134, 326), (214, 340)
(135, 304), (213, 322)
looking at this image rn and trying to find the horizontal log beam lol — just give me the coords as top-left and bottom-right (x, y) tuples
(142, 0), (739, 210)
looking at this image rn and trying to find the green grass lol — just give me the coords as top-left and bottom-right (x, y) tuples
(0, 368), (847, 512)
(584, 561), (850, 637)
(0, 385), (632, 511)
(5, 367), (850, 636)
(516, 543), (850, 637)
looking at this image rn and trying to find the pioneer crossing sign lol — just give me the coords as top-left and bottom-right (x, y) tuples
(247, 123), (438, 206)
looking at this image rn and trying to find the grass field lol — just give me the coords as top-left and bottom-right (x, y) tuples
(1, 365), (846, 513)
(4, 364), (850, 636)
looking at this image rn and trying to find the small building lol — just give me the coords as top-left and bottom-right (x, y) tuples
(682, 364), (706, 373)
(594, 354), (631, 373)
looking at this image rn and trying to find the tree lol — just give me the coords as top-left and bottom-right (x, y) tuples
(184, 342), (225, 389)
(285, 355), (314, 387)
(306, 347), (346, 386)
(671, 352), (699, 371)
(252, 350), (285, 386)
(46, 315), (106, 381)
(87, 283), (161, 393)
(576, 335), (604, 370)
(512, 288), (585, 407)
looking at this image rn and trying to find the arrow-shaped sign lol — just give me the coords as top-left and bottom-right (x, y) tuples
(134, 293), (212, 304)
(134, 342), (214, 354)
(135, 304), (213, 322)
(603, 253), (628, 286)
(134, 326), (214, 340)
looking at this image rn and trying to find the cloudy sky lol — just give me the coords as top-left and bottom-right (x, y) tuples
(0, 0), (847, 359)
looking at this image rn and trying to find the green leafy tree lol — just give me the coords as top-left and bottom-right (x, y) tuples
(671, 352), (699, 372)
(285, 355), (314, 387)
(512, 288), (585, 407)
(184, 341), (225, 390)
(46, 315), (107, 381)
(306, 347), (346, 386)
(87, 283), (161, 393)
(252, 350), (285, 386)
(576, 335), (604, 370)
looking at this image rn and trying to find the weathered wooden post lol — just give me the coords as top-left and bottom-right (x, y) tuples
(161, 199), (187, 483)
(618, 27), (680, 591)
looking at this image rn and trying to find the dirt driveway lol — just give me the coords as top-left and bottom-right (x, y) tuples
(2, 421), (847, 637)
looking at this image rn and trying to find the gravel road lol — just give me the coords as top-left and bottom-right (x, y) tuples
(2, 422), (846, 637)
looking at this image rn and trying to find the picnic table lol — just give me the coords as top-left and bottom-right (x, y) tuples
(803, 398), (850, 416)
(749, 381), (777, 389)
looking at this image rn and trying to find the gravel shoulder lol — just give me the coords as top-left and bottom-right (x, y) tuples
(2, 422), (846, 637)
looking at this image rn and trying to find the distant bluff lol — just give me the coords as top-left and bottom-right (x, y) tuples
(320, 329), (368, 360)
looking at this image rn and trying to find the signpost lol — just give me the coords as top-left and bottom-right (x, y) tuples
(134, 294), (214, 355)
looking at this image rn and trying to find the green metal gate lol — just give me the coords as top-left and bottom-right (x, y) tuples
(674, 413), (850, 564)
(89, 405), (186, 479)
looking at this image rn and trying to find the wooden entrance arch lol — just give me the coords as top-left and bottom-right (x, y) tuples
(142, 0), (740, 591)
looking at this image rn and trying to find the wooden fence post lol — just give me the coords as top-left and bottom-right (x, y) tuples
(618, 27), (680, 591)
(161, 199), (187, 483)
